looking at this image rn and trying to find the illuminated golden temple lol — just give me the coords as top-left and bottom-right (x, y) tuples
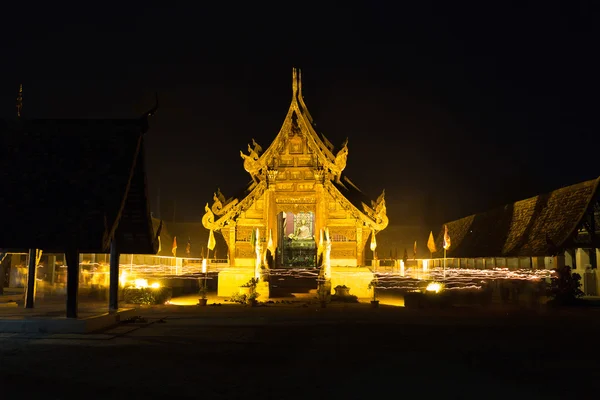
(202, 68), (388, 296)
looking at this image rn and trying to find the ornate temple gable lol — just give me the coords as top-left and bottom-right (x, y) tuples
(203, 68), (389, 234)
(238, 68), (349, 184)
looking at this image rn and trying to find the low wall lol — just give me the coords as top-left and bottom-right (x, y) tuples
(217, 267), (256, 297)
(330, 266), (375, 299)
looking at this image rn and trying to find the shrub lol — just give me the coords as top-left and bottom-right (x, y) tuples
(548, 265), (584, 306)
(123, 287), (172, 305)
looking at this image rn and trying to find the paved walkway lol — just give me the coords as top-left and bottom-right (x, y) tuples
(1, 303), (599, 399)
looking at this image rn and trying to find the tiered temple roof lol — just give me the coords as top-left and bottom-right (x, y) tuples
(434, 177), (600, 258)
(203, 68), (388, 233)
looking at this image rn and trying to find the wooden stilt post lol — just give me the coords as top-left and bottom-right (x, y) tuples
(65, 249), (80, 318)
(109, 240), (120, 312)
(25, 248), (37, 308)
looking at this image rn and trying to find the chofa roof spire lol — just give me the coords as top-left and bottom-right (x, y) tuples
(292, 67), (298, 99)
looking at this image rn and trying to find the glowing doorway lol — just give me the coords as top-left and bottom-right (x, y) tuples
(277, 211), (316, 268)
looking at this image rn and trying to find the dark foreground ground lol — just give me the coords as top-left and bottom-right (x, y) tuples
(1, 303), (599, 400)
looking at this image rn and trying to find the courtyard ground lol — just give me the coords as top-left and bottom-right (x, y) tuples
(1, 301), (599, 399)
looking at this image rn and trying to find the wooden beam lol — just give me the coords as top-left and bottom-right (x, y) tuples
(65, 250), (79, 318)
(109, 240), (120, 312)
(24, 248), (37, 309)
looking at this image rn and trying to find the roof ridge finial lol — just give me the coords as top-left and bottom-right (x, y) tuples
(298, 68), (302, 98)
(292, 67), (298, 99)
(16, 84), (23, 118)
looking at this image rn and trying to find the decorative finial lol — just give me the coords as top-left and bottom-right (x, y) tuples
(298, 69), (302, 97)
(292, 67), (298, 98)
(16, 84), (23, 118)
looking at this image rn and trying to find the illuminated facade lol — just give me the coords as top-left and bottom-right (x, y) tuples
(202, 68), (388, 271)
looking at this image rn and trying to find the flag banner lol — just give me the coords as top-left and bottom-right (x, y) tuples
(413, 240), (417, 258)
(186, 237), (191, 256)
(370, 230), (377, 252)
(158, 235), (162, 253)
(267, 229), (275, 254)
(443, 225), (451, 250)
(207, 230), (216, 251)
(427, 231), (437, 254)
(172, 236), (177, 257)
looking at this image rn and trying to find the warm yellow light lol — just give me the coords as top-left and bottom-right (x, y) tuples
(134, 278), (149, 288)
(150, 282), (160, 288)
(202, 258), (207, 274)
(422, 259), (428, 271)
(119, 270), (129, 287)
(426, 282), (443, 293)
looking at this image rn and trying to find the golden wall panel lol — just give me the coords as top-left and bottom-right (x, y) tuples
(331, 249), (356, 258)
(290, 171), (302, 180)
(297, 156), (312, 166)
(280, 157), (293, 166)
(329, 211), (349, 219)
(297, 182), (314, 191)
(276, 183), (294, 191)
(246, 209), (263, 219)
(235, 246), (255, 258)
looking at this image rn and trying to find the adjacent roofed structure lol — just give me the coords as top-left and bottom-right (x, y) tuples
(0, 95), (161, 317)
(434, 176), (600, 261)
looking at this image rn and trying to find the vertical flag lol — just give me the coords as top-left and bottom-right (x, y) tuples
(186, 237), (191, 257)
(317, 228), (324, 260)
(158, 235), (162, 253)
(443, 225), (451, 250)
(427, 231), (437, 255)
(172, 236), (177, 257)
(413, 240), (417, 259)
(207, 229), (216, 251)
(370, 230), (377, 252)
(267, 229), (275, 254)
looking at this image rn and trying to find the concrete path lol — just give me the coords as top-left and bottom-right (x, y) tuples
(1, 303), (599, 399)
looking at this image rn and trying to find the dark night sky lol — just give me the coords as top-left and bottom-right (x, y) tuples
(1, 2), (598, 232)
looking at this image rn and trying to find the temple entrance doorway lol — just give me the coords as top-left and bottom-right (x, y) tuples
(277, 211), (317, 268)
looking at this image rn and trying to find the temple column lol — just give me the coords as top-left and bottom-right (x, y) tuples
(356, 223), (364, 266)
(313, 178), (325, 236)
(229, 222), (236, 267)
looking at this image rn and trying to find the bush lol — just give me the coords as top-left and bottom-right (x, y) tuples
(123, 287), (172, 305)
(548, 265), (584, 306)
(331, 294), (359, 303)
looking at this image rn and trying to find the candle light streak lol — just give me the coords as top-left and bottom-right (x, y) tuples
(73, 259), (555, 294)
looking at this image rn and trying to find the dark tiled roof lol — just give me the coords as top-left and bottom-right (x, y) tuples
(434, 177), (600, 258)
(0, 118), (158, 254)
(331, 175), (373, 214)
